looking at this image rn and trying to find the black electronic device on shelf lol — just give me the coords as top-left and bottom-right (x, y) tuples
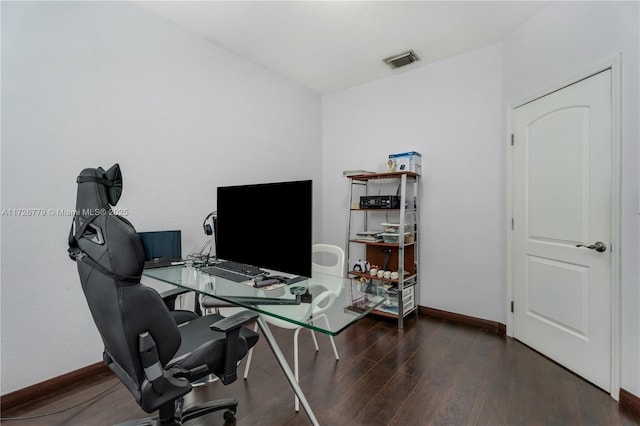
(216, 179), (312, 279)
(359, 195), (400, 209)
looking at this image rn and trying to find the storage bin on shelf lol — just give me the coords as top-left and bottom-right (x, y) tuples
(381, 232), (414, 244)
(381, 286), (416, 315)
(380, 222), (413, 233)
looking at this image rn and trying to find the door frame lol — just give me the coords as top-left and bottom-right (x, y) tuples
(506, 54), (622, 400)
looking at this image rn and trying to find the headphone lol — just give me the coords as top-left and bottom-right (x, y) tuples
(203, 211), (216, 235)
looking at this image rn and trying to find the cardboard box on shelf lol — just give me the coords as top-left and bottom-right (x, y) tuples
(388, 151), (422, 175)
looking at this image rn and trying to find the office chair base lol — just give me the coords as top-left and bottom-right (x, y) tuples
(114, 397), (238, 426)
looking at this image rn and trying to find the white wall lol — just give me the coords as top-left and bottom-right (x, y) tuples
(323, 0), (639, 399)
(323, 43), (505, 323)
(501, 0), (640, 398)
(0, 1), (322, 394)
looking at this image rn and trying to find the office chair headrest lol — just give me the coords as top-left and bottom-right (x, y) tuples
(76, 163), (123, 206)
(70, 163), (144, 282)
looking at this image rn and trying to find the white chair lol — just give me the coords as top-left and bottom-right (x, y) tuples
(242, 244), (345, 411)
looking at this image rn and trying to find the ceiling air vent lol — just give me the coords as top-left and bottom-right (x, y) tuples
(383, 50), (420, 69)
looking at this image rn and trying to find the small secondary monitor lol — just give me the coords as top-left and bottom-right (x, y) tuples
(216, 180), (312, 278)
(138, 230), (182, 260)
(138, 230), (183, 269)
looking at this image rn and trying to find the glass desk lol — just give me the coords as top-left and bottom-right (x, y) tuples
(143, 265), (386, 426)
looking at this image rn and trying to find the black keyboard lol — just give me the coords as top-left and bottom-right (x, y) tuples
(202, 261), (265, 283)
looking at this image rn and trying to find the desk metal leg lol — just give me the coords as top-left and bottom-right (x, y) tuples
(256, 317), (320, 426)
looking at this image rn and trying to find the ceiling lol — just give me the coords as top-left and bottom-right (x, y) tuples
(136, 1), (548, 94)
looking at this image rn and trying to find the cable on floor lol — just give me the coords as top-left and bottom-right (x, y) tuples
(0, 381), (120, 421)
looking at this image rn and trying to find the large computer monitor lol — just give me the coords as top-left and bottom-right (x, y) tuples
(216, 180), (312, 278)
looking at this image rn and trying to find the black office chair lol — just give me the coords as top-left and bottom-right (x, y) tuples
(68, 164), (259, 425)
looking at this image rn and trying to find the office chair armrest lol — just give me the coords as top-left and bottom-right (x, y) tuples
(209, 310), (259, 385)
(159, 287), (190, 309)
(209, 309), (259, 332)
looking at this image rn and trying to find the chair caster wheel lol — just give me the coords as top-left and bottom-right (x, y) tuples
(223, 409), (236, 423)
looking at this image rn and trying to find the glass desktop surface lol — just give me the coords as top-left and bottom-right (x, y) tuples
(143, 265), (386, 336)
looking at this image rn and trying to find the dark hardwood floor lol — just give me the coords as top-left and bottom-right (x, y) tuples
(2, 315), (639, 425)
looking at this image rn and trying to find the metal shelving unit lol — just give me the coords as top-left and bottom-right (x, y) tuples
(345, 171), (420, 329)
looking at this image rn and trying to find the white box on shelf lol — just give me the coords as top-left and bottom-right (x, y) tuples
(388, 151), (422, 175)
(381, 222), (413, 233)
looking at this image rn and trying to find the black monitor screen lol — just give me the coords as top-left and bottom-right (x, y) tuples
(216, 180), (312, 278)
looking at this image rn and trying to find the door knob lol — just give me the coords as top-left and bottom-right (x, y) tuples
(576, 241), (607, 252)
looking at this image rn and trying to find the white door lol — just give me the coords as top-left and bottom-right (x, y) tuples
(512, 69), (612, 391)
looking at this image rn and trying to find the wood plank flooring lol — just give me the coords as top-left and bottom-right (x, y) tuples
(2, 315), (639, 425)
